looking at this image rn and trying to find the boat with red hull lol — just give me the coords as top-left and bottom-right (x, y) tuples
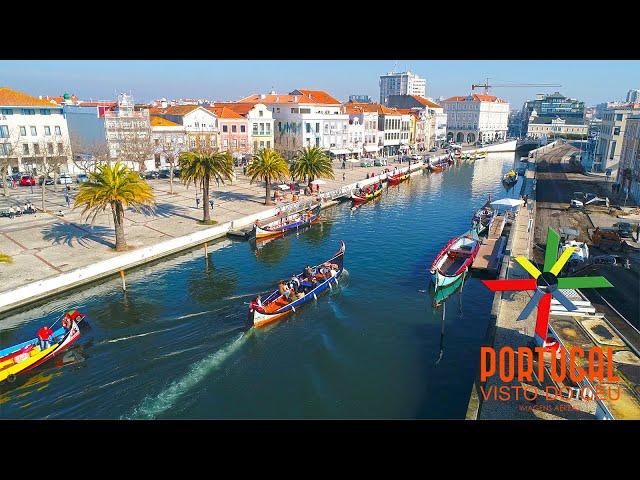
(429, 232), (480, 288)
(388, 172), (410, 186)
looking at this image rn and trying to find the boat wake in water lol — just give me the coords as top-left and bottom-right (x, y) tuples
(123, 332), (247, 419)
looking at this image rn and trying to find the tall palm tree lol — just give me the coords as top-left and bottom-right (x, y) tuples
(179, 150), (234, 223)
(246, 148), (290, 205)
(290, 146), (334, 187)
(74, 162), (155, 252)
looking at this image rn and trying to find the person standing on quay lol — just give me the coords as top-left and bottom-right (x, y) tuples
(64, 189), (70, 208)
(342, 172), (346, 182)
(209, 196), (214, 213)
(196, 194), (200, 209)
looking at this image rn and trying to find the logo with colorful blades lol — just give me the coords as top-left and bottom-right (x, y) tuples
(482, 227), (613, 346)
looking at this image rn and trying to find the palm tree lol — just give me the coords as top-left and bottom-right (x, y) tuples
(290, 146), (334, 187)
(74, 162), (155, 252)
(246, 148), (290, 205)
(178, 150), (234, 224)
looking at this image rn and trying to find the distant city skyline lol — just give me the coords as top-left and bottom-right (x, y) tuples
(2, 60), (639, 108)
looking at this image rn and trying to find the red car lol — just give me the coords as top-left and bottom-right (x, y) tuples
(19, 175), (36, 186)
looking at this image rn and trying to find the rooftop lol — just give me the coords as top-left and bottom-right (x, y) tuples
(238, 89), (341, 106)
(0, 87), (61, 108)
(150, 116), (181, 127)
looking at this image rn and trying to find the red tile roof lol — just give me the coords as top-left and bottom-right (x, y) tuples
(238, 89), (341, 106)
(205, 106), (245, 119)
(163, 105), (200, 116)
(345, 102), (399, 115)
(214, 102), (255, 116)
(150, 116), (181, 127)
(0, 87), (60, 107)
(410, 95), (442, 109)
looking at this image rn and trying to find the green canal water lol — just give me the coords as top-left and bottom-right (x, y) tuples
(0, 153), (522, 419)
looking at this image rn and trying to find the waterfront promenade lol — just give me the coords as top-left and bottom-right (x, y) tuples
(0, 156), (424, 312)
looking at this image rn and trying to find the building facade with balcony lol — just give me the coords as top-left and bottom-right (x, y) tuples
(344, 103), (384, 157)
(619, 115), (640, 204)
(385, 95), (443, 148)
(104, 93), (153, 170)
(526, 114), (588, 139)
(215, 103), (274, 154)
(594, 103), (640, 177)
(239, 89), (350, 160)
(205, 106), (249, 155)
(0, 87), (73, 175)
(443, 94), (509, 145)
(378, 106), (403, 156)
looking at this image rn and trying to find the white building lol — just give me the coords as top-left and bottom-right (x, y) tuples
(214, 102), (274, 154)
(0, 87), (73, 175)
(526, 113), (588, 139)
(386, 95), (446, 148)
(344, 103), (384, 157)
(619, 115), (640, 203)
(594, 103), (640, 177)
(378, 106), (403, 156)
(379, 71), (426, 104)
(104, 93), (153, 171)
(443, 94), (510, 145)
(239, 89), (352, 160)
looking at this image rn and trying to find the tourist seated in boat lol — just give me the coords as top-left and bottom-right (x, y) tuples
(37, 325), (54, 350)
(278, 280), (292, 301)
(290, 274), (301, 293)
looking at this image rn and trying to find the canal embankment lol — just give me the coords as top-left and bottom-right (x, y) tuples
(466, 141), (640, 420)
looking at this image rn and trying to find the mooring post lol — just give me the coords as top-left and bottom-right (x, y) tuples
(120, 270), (126, 291)
(204, 242), (208, 257)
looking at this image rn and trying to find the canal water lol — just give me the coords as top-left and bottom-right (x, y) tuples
(0, 152), (522, 419)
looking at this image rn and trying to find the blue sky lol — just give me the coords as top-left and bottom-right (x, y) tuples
(2, 60), (639, 108)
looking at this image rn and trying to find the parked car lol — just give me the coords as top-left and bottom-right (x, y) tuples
(158, 168), (171, 179)
(374, 159), (388, 166)
(173, 168), (181, 178)
(144, 171), (160, 180)
(58, 173), (73, 184)
(360, 160), (373, 167)
(19, 175), (36, 186)
(614, 222), (634, 238)
(39, 176), (54, 185)
(76, 173), (89, 184)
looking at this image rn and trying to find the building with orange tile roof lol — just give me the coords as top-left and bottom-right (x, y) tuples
(442, 93), (510, 145)
(0, 87), (73, 175)
(344, 103), (383, 156)
(238, 89), (351, 159)
(204, 106), (250, 154)
(215, 103), (274, 154)
(385, 95), (446, 148)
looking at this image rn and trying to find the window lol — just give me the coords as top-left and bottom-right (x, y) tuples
(44, 126), (51, 135)
(609, 141), (616, 160)
(253, 123), (258, 135)
(223, 125), (228, 132)
(315, 138), (319, 147)
(48, 143), (54, 154)
(195, 122), (200, 128)
(40, 109), (51, 115)
(254, 141), (258, 151)
(1, 109), (12, 115)
(23, 144), (29, 155)
(260, 141), (265, 148)
(190, 138), (196, 148)
(232, 125), (237, 133)
(291, 108), (298, 113)
(613, 126), (621, 136)
(306, 123), (311, 133)
(616, 114), (623, 121)
(259, 123), (265, 135)
(315, 123), (320, 133)
(55, 126), (61, 135)
(232, 139), (237, 148)
(300, 108), (311, 114)
(267, 141), (270, 148)
(241, 139), (246, 147)
(0, 143), (12, 155)
(259, 110), (264, 117)
(266, 123), (271, 135)
(22, 109), (35, 115)
(30, 126), (37, 136)
(33, 144), (40, 155)
(240, 125), (245, 133)
(0, 125), (8, 138)
(223, 139), (228, 147)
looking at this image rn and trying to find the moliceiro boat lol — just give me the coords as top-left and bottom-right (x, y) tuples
(248, 241), (346, 327)
(430, 233), (480, 288)
(0, 311), (85, 383)
(388, 171), (410, 186)
(351, 182), (383, 203)
(502, 169), (518, 186)
(428, 163), (447, 172)
(254, 204), (321, 240)
(471, 196), (495, 236)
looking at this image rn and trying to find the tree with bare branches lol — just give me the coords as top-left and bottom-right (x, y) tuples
(70, 134), (109, 174)
(0, 126), (24, 197)
(116, 130), (155, 173)
(156, 137), (185, 195)
(34, 135), (72, 211)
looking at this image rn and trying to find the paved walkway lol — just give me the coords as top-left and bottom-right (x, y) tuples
(0, 158), (420, 294)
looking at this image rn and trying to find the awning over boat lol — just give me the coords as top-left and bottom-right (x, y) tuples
(490, 198), (523, 208)
(364, 145), (380, 152)
(329, 149), (350, 155)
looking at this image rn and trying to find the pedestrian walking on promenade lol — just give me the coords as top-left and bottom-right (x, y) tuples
(196, 195), (200, 208)
(342, 172), (346, 182)
(216, 176), (220, 188)
(65, 190), (70, 208)
(30, 183), (33, 194)
(209, 196), (214, 211)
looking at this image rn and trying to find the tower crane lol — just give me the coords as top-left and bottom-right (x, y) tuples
(471, 78), (562, 95)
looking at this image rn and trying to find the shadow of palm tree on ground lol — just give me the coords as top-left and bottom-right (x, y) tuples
(41, 222), (115, 248)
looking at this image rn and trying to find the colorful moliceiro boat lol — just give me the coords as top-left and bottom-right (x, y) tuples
(248, 241), (346, 327)
(429, 163), (447, 172)
(254, 204), (321, 239)
(387, 171), (410, 185)
(351, 184), (382, 202)
(0, 316), (83, 383)
(430, 233), (480, 288)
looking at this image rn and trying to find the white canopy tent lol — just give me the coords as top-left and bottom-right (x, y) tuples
(310, 179), (327, 185)
(490, 198), (523, 208)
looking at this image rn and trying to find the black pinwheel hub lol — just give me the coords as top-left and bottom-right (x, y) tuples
(536, 271), (558, 293)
